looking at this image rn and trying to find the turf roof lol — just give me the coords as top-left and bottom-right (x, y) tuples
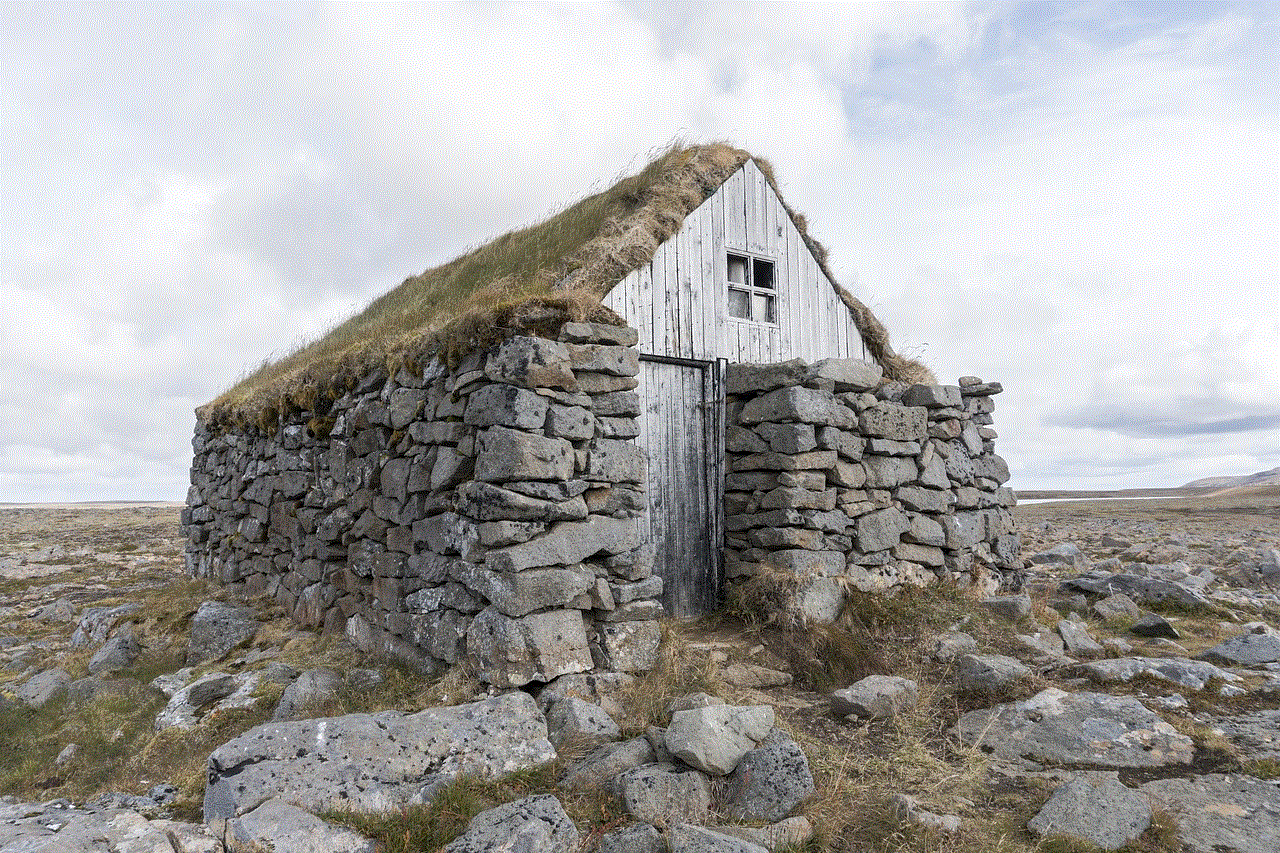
(204, 142), (931, 429)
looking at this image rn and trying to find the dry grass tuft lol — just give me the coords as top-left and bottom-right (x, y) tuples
(204, 141), (926, 430)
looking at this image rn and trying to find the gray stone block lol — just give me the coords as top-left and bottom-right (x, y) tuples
(484, 336), (577, 390)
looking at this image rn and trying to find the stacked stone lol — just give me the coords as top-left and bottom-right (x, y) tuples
(183, 322), (661, 688)
(722, 359), (1018, 621)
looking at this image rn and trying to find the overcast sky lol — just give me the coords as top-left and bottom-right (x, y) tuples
(2, 1), (1276, 502)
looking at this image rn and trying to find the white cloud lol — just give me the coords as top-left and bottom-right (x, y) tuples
(1, 1), (1276, 500)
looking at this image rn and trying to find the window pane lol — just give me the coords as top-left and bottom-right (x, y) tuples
(753, 293), (777, 324)
(728, 287), (751, 319)
(728, 255), (747, 284)
(753, 258), (774, 290)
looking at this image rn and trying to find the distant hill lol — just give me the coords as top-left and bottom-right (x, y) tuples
(1018, 466), (1280, 501)
(1181, 467), (1280, 491)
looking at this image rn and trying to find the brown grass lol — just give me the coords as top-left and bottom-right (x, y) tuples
(202, 141), (930, 431)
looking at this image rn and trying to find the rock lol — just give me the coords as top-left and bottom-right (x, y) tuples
(484, 336), (576, 390)
(982, 593), (1032, 621)
(559, 737), (655, 791)
(1015, 628), (1072, 664)
(723, 729), (815, 822)
(187, 600), (258, 665)
(708, 817), (814, 851)
(87, 627), (140, 675)
(930, 631), (977, 662)
(1202, 629), (1280, 666)
(225, 798), (377, 853)
(204, 692), (555, 820)
(1061, 573), (1213, 611)
(537, 672), (635, 719)
(955, 654), (1030, 693)
(474, 426), (574, 483)
(669, 824), (770, 853)
(664, 705), (774, 775)
(892, 794), (961, 834)
(70, 603), (140, 648)
(1073, 657), (1239, 691)
(486, 515), (642, 572)
(617, 763), (712, 826)
(441, 794), (578, 853)
(156, 671), (262, 730)
(1030, 543), (1087, 571)
(720, 663), (793, 688)
(1130, 612), (1181, 639)
(1092, 593), (1142, 621)
(274, 667), (344, 720)
(1140, 774), (1280, 853)
(739, 386), (855, 428)
(545, 697), (619, 749)
(13, 668), (71, 708)
(954, 688), (1195, 767)
(1027, 776), (1151, 850)
(830, 675), (919, 720)
(0, 801), (222, 853)
(599, 823), (665, 853)
(1214, 709), (1280, 759)
(1056, 618), (1104, 658)
(597, 620), (662, 673)
(465, 607), (593, 688)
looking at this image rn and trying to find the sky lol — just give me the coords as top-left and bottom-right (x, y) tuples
(1, 1), (1276, 502)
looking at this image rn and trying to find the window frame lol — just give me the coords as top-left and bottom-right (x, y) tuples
(726, 251), (778, 326)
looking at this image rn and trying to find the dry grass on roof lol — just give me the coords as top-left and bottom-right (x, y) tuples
(203, 141), (932, 430)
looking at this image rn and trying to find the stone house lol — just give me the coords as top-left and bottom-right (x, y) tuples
(183, 144), (1018, 687)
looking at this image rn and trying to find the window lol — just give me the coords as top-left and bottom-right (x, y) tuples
(727, 253), (776, 323)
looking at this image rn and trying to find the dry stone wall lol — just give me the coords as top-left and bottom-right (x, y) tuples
(723, 358), (1019, 621)
(183, 322), (661, 687)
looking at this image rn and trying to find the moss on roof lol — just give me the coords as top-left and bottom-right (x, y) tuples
(204, 142), (931, 430)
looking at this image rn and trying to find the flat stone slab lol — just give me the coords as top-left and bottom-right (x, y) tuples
(954, 688), (1194, 767)
(1214, 709), (1280, 759)
(1028, 776), (1151, 849)
(1140, 774), (1280, 853)
(1072, 657), (1240, 691)
(1202, 631), (1280, 666)
(204, 692), (555, 820)
(224, 798), (377, 853)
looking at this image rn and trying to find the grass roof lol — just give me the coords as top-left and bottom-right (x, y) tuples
(204, 142), (931, 430)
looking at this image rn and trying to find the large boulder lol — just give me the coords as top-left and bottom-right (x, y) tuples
(1140, 774), (1280, 853)
(441, 794), (578, 853)
(187, 600), (258, 665)
(1201, 628), (1280, 666)
(465, 607), (593, 688)
(88, 628), (141, 675)
(223, 798), (377, 853)
(204, 692), (555, 820)
(13, 668), (71, 708)
(1027, 776), (1151, 850)
(664, 705), (775, 775)
(617, 763), (713, 826)
(955, 654), (1030, 694)
(722, 729), (815, 822)
(830, 675), (918, 720)
(954, 688), (1194, 767)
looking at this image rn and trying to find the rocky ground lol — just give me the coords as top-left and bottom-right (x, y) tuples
(0, 492), (1276, 852)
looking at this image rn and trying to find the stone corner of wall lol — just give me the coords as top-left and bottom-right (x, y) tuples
(183, 322), (664, 688)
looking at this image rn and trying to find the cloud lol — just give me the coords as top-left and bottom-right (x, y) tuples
(1, 1), (1276, 500)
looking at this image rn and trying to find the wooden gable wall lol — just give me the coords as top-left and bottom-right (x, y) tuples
(601, 158), (869, 364)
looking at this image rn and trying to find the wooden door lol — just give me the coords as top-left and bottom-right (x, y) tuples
(636, 356), (724, 618)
